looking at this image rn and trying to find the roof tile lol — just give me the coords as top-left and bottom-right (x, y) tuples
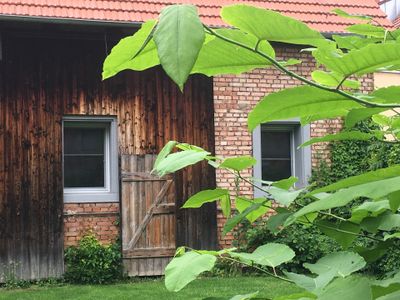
(0, 0), (392, 32)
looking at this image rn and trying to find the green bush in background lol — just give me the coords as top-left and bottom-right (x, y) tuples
(64, 234), (122, 284)
(238, 223), (340, 274)
(233, 122), (400, 277)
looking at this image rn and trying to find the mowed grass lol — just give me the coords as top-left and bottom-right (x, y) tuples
(0, 276), (302, 300)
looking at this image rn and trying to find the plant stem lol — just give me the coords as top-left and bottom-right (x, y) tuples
(336, 75), (349, 90)
(220, 256), (292, 283)
(316, 222), (384, 242)
(204, 25), (400, 109)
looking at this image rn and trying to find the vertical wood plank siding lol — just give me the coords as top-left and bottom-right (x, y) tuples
(0, 31), (216, 280)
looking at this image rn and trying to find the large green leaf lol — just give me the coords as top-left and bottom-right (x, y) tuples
(300, 109), (350, 125)
(284, 270), (336, 293)
(266, 207), (293, 234)
(154, 150), (209, 176)
(376, 291), (400, 300)
(355, 241), (392, 263)
(153, 141), (178, 171)
(304, 252), (366, 277)
(220, 155), (257, 172)
(272, 176), (298, 190)
(248, 86), (361, 131)
(223, 202), (264, 236)
(191, 30), (272, 76)
(183, 189), (230, 217)
(268, 187), (303, 207)
(289, 176), (400, 224)
(372, 271), (400, 299)
(231, 243), (295, 268)
(346, 24), (386, 38)
(318, 276), (372, 300)
(229, 292), (259, 300)
(221, 5), (328, 47)
(332, 9), (372, 21)
(388, 191), (400, 211)
(349, 200), (391, 224)
(384, 232), (400, 241)
(313, 43), (400, 77)
(165, 251), (217, 292)
(300, 131), (375, 147)
(209, 28), (275, 56)
(235, 197), (270, 223)
(372, 86), (400, 104)
(333, 35), (379, 50)
(345, 108), (387, 128)
(274, 292), (317, 300)
(309, 165), (400, 195)
(372, 114), (391, 127)
(102, 20), (159, 80)
(316, 220), (360, 249)
(311, 70), (360, 89)
(361, 211), (400, 233)
(154, 5), (205, 90)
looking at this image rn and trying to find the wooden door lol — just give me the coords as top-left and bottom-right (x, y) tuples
(121, 155), (176, 276)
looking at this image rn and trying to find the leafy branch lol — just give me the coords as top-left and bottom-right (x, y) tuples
(203, 25), (400, 109)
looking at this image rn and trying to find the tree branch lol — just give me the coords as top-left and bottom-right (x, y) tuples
(204, 25), (400, 109)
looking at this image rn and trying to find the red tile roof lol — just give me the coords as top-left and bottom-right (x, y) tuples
(393, 15), (400, 27)
(0, 0), (392, 33)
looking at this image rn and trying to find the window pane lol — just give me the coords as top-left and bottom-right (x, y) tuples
(261, 131), (291, 158)
(262, 159), (291, 182)
(64, 156), (104, 188)
(64, 127), (104, 155)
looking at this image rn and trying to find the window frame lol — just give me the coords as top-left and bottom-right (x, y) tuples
(260, 125), (296, 180)
(253, 120), (311, 198)
(62, 116), (119, 203)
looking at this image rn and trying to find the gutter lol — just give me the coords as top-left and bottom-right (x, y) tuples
(0, 14), (352, 38)
(0, 14), (142, 28)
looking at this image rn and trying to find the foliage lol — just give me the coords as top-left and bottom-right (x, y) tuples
(64, 234), (122, 284)
(311, 122), (400, 188)
(309, 126), (400, 277)
(103, 3), (400, 299)
(0, 277), (65, 290)
(237, 222), (340, 274)
(2, 277), (31, 290)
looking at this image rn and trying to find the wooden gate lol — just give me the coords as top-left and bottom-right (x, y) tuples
(121, 154), (176, 276)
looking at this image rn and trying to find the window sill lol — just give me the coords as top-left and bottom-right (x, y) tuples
(63, 192), (119, 203)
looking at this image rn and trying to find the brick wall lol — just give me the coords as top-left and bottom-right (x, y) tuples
(63, 203), (119, 247)
(213, 46), (374, 247)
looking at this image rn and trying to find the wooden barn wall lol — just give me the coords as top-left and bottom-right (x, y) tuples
(0, 30), (217, 280)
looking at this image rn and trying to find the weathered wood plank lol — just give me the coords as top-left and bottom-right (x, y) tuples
(122, 247), (175, 258)
(125, 180), (173, 250)
(0, 30), (216, 280)
(121, 155), (176, 276)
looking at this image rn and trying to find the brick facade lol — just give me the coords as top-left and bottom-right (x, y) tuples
(62, 46), (374, 250)
(63, 203), (119, 247)
(213, 46), (374, 247)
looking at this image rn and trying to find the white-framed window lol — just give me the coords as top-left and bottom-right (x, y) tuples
(253, 120), (311, 197)
(62, 116), (119, 203)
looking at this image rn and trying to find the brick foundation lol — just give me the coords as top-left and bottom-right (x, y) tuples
(63, 203), (120, 247)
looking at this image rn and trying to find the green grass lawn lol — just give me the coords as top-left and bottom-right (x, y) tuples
(0, 277), (302, 300)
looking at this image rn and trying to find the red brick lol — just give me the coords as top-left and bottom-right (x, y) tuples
(213, 46), (374, 248)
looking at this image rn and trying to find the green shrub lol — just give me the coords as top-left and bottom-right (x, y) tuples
(232, 121), (400, 276)
(2, 277), (31, 289)
(64, 234), (122, 284)
(373, 243), (400, 276)
(236, 222), (340, 274)
(309, 122), (400, 276)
